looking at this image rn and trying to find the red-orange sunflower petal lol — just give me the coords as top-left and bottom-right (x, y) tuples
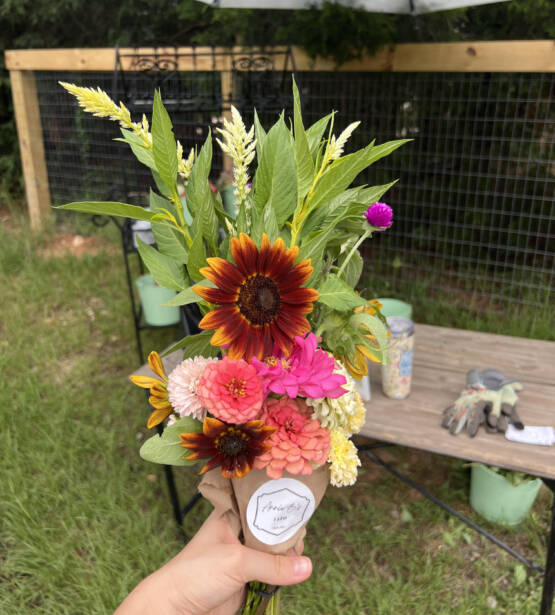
(199, 305), (240, 330)
(193, 286), (237, 304)
(201, 258), (243, 292)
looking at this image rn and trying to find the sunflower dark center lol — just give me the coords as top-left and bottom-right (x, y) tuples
(215, 426), (249, 457)
(237, 274), (281, 326)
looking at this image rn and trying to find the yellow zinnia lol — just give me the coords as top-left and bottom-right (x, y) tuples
(328, 429), (361, 487)
(129, 351), (173, 428)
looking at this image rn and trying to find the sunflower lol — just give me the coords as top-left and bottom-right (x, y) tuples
(180, 416), (276, 478)
(193, 233), (319, 361)
(129, 351), (173, 428)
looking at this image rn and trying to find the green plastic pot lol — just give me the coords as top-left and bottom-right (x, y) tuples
(376, 298), (413, 320)
(470, 464), (541, 526)
(135, 274), (180, 327)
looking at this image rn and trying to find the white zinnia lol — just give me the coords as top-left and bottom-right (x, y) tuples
(167, 356), (218, 421)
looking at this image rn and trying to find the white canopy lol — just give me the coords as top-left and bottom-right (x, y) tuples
(197, 0), (510, 15)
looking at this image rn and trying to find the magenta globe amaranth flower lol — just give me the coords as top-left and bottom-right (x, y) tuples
(365, 202), (393, 229)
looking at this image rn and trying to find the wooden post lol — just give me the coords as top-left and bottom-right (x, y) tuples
(10, 70), (51, 229)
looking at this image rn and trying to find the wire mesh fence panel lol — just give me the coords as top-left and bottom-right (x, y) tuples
(295, 71), (553, 314)
(34, 65), (553, 316)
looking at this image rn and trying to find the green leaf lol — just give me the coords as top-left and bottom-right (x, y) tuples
(152, 170), (173, 199)
(306, 113), (333, 156)
(149, 191), (189, 264)
(116, 129), (156, 170)
(317, 274), (367, 311)
(140, 417), (202, 466)
(254, 108), (266, 161)
(163, 279), (215, 306)
(137, 237), (186, 291)
(251, 201), (279, 245)
(340, 249), (363, 288)
(151, 222), (189, 264)
(151, 90), (178, 195)
(292, 78), (314, 202)
(149, 189), (172, 212)
(55, 201), (155, 221)
(236, 203), (249, 235)
(187, 232), (207, 283)
(162, 331), (219, 359)
(302, 187), (362, 236)
(514, 564), (527, 587)
(307, 140), (408, 217)
(252, 116), (297, 226)
(187, 135), (216, 247)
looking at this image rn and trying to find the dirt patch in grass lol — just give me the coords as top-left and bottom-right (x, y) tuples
(39, 233), (111, 259)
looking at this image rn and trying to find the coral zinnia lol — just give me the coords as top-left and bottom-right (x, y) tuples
(180, 416), (276, 478)
(129, 351), (173, 428)
(196, 358), (263, 424)
(193, 233), (319, 361)
(254, 397), (330, 479)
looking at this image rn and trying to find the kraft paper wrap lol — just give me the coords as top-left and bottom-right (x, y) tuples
(199, 465), (330, 555)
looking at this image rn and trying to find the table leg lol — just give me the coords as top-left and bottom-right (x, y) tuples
(540, 479), (555, 615)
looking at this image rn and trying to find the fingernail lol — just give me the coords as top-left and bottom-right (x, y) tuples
(293, 557), (311, 577)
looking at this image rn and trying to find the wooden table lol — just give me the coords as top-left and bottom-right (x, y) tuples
(359, 324), (555, 614)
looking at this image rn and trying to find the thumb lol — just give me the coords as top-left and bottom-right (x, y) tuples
(238, 546), (312, 586)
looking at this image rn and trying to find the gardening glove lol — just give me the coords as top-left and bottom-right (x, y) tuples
(442, 370), (524, 437)
(441, 386), (489, 437)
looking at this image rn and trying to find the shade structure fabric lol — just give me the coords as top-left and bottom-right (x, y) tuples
(197, 0), (510, 14)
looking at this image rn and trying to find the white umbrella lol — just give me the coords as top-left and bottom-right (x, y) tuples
(197, 0), (510, 14)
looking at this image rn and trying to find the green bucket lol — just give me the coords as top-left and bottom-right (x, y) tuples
(470, 464), (541, 526)
(135, 274), (180, 327)
(376, 298), (413, 320)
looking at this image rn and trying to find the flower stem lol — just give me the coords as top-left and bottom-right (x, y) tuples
(337, 229), (371, 279)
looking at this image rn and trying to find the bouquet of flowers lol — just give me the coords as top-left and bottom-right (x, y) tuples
(59, 78), (408, 614)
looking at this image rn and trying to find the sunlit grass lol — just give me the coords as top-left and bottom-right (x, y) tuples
(0, 206), (550, 614)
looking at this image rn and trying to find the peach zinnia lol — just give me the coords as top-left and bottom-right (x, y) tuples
(193, 233), (319, 361)
(254, 397), (330, 479)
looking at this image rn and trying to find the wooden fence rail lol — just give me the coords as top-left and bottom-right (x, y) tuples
(5, 41), (555, 228)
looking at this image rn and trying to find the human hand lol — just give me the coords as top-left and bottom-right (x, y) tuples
(114, 510), (312, 615)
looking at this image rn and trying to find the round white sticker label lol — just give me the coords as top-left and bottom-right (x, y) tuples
(246, 478), (316, 546)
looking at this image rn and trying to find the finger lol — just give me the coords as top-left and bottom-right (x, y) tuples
(239, 546), (312, 586)
(441, 407), (456, 429)
(509, 404), (525, 430)
(467, 402), (487, 438)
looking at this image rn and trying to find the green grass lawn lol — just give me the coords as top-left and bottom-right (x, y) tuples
(0, 205), (551, 614)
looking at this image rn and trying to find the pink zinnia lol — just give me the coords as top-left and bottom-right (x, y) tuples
(254, 397), (330, 479)
(197, 358), (263, 424)
(251, 333), (347, 399)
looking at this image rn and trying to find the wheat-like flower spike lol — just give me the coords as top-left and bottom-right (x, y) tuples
(332, 121), (360, 159)
(61, 82), (191, 181)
